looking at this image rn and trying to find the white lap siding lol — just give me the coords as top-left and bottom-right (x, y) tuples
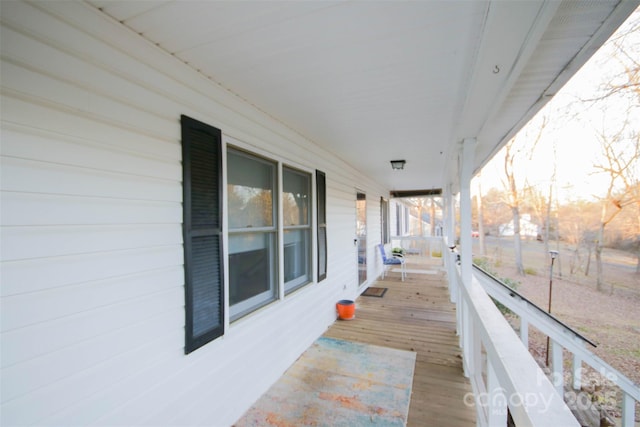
(0, 2), (386, 426)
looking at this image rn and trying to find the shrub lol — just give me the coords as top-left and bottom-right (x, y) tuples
(473, 257), (520, 315)
(473, 256), (493, 272)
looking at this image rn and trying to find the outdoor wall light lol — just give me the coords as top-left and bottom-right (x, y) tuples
(390, 160), (406, 170)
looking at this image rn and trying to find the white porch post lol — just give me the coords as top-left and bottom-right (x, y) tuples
(572, 352), (583, 391)
(445, 183), (456, 249)
(622, 393), (635, 427)
(551, 340), (564, 395)
(444, 185), (458, 304)
(459, 138), (476, 287)
(459, 138), (477, 378)
(520, 315), (529, 347)
(487, 359), (508, 426)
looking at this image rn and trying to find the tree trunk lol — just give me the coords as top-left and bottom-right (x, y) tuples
(555, 218), (562, 278)
(595, 238), (605, 293)
(636, 221), (640, 274)
(512, 206), (525, 275)
(595, 221), (610, 294)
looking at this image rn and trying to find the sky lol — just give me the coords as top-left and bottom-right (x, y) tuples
(474, 8), (640, 204)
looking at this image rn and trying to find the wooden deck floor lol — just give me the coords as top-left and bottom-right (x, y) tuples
(323, 260), (476, 426)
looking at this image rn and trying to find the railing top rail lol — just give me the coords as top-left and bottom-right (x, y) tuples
(474, 263), (640, 402)
(473, 263), (597, 348)
(455, 265), (581, 427)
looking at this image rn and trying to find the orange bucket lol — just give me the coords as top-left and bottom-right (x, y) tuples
(336, 300), (355, 320)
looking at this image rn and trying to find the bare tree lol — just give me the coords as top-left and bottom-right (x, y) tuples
(616, 135), (640, 272)
(576, 10), (640, 288)
(481, 187), (511, 237)
(585, 10), (640, 104)
(503, 139), (526, 275)
(502, 117), (548, 275)
(593, 128), (637, 293)
(558, 200), (599, 277)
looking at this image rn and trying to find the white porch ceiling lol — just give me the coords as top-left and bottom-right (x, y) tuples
(89, 0), (637, 194)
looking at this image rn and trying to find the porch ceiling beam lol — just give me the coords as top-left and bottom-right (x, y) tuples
(389, 189), (442, 198)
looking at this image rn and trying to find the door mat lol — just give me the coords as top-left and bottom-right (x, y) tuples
(362, 287), (388, 297)
(234, 337), (416, 427)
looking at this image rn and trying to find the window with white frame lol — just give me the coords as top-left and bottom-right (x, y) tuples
(283, 167), (311, 293)
(227, 148), (278, 320)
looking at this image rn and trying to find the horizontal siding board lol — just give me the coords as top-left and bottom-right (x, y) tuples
(2, 287), (184, 368)
(1, 246), (184, 297)
(1, 308), (184, 403)
(1, 224), (182, 262)
(0, 2), (190, 115)
(1, 157), (181, 201)
(1, 58), (176, 138)
(2, 327), (184, 427)
(1, 125), (181, 181)
(1, 96), (178, 160)
(1, 267), (183, 332)
(1, 193), (182, 226)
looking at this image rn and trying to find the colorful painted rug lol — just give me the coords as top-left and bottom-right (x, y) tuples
(362, 287), (388, 297)
(234, 337), (416, 426)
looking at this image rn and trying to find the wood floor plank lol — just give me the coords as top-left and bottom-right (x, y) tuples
(323, 259), (476, 426)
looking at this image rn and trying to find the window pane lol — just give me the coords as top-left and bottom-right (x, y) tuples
(229, 232), (276, 318)
(284, 229), (310, 292)
(283, 168), (310, 226)
(228, 150), (275, 229)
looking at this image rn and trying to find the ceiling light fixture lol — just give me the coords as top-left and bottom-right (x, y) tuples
(390, 160), (406, 170)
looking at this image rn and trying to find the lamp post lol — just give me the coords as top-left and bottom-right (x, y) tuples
(546, 250), (559, 366)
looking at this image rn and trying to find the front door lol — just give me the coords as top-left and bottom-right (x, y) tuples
(356, 191), (367, 286)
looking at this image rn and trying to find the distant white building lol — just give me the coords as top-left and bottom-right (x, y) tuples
(499, 214), (539, 238)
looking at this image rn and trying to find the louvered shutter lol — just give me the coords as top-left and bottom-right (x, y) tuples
(316, 170), (327, 282)
(181, 115), (224, 354)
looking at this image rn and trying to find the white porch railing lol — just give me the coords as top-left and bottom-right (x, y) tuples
(391, 236), (445, 259)
(473, 264), (640, 427)
(445, 250), (581, 427)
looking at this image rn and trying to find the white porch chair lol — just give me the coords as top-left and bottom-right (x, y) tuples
(377, 244), (406, 281)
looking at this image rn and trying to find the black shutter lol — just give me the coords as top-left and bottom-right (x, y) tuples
(381, 197), (389, 244)
(182, 115), (224, 354)
(316, 170), (327, 282)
